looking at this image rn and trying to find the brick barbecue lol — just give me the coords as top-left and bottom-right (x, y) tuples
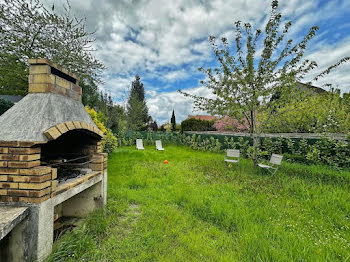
(0, 59), (107, 261)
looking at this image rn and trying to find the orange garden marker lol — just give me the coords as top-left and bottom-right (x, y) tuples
(164, 160), (168, 164)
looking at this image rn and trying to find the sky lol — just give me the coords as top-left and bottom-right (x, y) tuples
(49, 0), (350, 124)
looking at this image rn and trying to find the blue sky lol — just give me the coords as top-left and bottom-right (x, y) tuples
(51, 0), (350, 124)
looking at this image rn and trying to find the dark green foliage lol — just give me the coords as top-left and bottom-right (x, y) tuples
(0, 98), (14, 115)
(0, 54), (28, 95)
(108, 105), (126, 133)
(127, 96), (148, 130)
(150, 121), (158, 131)
(102, 130), (118, 154)
(237, 137), (250, 157)
(80, 76), (100, 108)
(105, 95), (126, 133)
(93, 91), (127, 135)
(131, 75), (145, 101)
(171, 110), (176, 131)
(181, 118), (216, 131)
(127, 75), (149, 131)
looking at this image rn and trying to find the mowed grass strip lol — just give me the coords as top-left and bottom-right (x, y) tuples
(47, 145), (350, 262)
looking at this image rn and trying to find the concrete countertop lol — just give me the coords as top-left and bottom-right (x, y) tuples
(0, 206), (29, 240)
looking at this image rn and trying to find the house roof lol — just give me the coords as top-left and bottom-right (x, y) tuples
(296, 82), (326, 94)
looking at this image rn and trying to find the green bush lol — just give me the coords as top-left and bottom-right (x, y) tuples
(0, 98), (14, 115)
(102, 129), (118, 154)
(181, 118), (216, 131)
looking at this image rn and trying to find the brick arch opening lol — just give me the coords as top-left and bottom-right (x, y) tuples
(44, 121), (103, 141)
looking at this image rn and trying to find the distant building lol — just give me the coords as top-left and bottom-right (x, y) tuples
(295, 82), (326, 94)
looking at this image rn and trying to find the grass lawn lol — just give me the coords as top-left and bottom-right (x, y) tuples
(47, 145), (350, 261)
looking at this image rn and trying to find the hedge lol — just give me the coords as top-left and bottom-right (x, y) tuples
(119, 131), (350, 169)
(181, 118), (216, 132)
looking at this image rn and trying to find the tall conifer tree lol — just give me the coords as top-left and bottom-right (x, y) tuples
(171, 110), (176, 131)
(127, 75), (149, 130)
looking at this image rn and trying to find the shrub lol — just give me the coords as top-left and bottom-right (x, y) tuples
(102, 129), (118, 154)
(85, 106), (107, 133)
(85, 106), (118, 154)
(0, 98), (14, 115)
(213, 116), (249, 132)
(181, 118), (216, 131)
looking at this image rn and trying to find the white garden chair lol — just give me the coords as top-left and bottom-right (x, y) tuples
(136, 139), (144, 150)
(224, 149), (240, 165)
(155, 140), (165, 151)
(258, 154), (283, 175)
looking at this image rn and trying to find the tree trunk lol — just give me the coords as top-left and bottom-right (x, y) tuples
(250, 110), (258, 167)
(252, 133), (259, 167)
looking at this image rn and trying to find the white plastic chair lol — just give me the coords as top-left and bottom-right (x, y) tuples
(155, 140), (165, 151)
(224, 149), (240, 164)
(258, 154), (283, 175)
(136, 139), (144, 150)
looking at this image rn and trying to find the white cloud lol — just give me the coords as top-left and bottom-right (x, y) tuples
(44, 0), (350, 122)
(147, 86), (213, 124)
(47, 0), (349, 77)
(303, 36), (350, 93)
(100, 74), (134, 103)
(163, 69), (190, 82)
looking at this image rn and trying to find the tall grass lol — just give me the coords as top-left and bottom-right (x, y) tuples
(47, 145), (350, 261)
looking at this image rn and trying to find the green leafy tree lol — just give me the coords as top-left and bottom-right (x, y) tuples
(91, 90), (127, 134)
(127, 75), (149, 130)
(171, 110), (176, 132)
(106, 98), (127, 134)
(80, 75), (100, 108)
(264, 89), (350, 133)
(0, 54), (28, 95)
(180, 0), (349, 166)
(0, 0), (105, 95)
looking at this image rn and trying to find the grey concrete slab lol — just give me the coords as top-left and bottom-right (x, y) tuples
(0, 206), (28, 240)
(51, 175), (102, 206)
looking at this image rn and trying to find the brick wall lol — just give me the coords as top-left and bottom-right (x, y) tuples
(0, 141), (56, 203)
(28, 58), (82, 101)
(89, 150), (108, 173)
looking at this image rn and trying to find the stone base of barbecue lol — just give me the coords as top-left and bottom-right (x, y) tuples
(0, 171), (106, 262)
